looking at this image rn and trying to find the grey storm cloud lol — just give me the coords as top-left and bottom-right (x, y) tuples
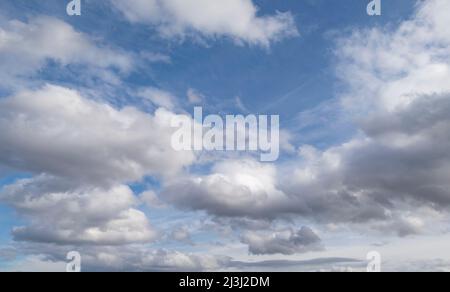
(163, 93), (450, 236)
(241, 227), (323, 255)
(162, 92), (450, 230)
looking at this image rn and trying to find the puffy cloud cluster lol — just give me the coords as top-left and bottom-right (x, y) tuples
(0, 85), (195, 185)
(337, 0), (450, 113)
(163, 159), (288, 218)
(0, 3), (300, 271)
(0, 84), (199, 250)
(162, 0), (450, 237)
(281, 0), (450, 230)
(3, 0), (450, 271)
(0, 11), (224, 271)
(110, 0), (298, 46)
(1, 175), (156, 245)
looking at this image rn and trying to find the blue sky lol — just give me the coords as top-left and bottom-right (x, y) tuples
(0, 0), (414, 114)
(1, 0), (450, 272)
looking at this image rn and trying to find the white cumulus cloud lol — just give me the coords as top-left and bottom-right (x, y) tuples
(0, 84), (195, 185)
(110, 0), (298, 46)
